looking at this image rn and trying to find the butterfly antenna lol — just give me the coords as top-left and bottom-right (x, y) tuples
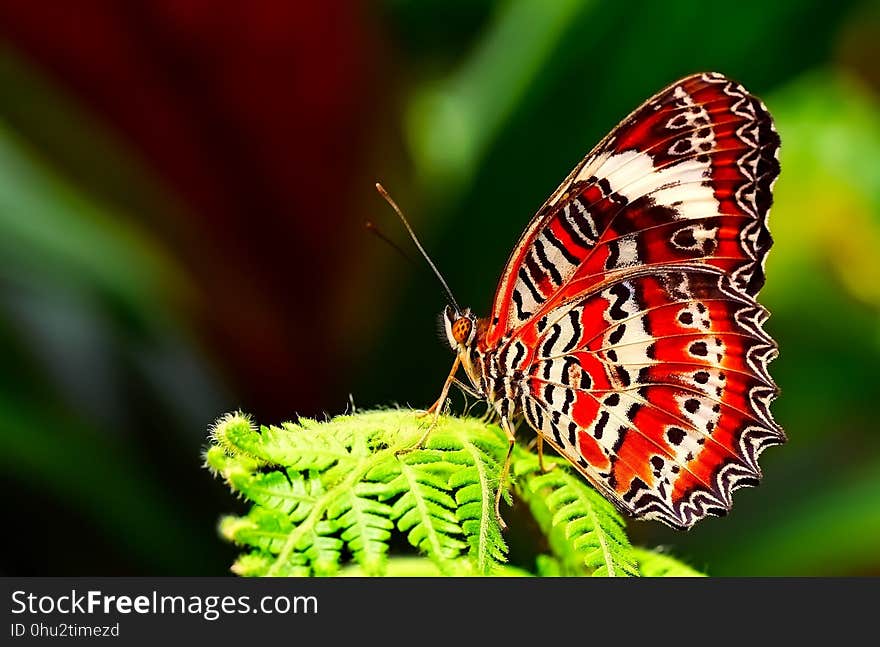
(375, 182), (461, 312)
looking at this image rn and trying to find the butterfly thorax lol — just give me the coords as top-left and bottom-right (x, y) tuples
(442, 305), (528, 418)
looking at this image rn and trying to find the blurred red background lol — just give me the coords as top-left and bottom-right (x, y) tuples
(0, 1), (380, 420)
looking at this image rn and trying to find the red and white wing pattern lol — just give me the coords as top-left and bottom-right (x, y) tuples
(478, 72), (783, 529)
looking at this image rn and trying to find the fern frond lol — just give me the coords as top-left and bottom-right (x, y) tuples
(390, 459), (467, 574)
(425, 422), (508, 574)
(231, 551), (308, 577)
(514, 451), (640, 577)
(206, 409), (679, 578)
(338, 557), (532, 577)
(634, 548), (706, 577)
(220, 507), (293, 554)
(328, 487), (394, 575)
(207, 410), (512, 576)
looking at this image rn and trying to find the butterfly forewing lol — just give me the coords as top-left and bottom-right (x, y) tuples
(484, 72), (779, 345)
(479, 72), (783, 529)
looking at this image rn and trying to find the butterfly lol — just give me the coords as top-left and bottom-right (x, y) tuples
(413, 71), (786, 532)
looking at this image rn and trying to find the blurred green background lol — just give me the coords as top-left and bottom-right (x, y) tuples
(1, 0), (878, 576)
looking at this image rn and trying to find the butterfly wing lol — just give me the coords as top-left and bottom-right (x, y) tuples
(484, 72), (783, 528)
(484, 71), (778, 346)
(518, 268), (781, 528)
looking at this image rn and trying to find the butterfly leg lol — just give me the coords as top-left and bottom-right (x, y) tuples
(537, 435), (546, 472)
(535, 436), (557, 473)
(451, 377), (481, 399)
(494, 415), (517, 531)
(400, 356), (461, 454)
(421, 355), (461, 417)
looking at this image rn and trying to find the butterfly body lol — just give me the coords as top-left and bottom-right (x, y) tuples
(438, 72), (784, 530)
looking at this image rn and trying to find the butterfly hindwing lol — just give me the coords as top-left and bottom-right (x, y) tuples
(479, 72), (782, 529)
(518, 268), (782, 528)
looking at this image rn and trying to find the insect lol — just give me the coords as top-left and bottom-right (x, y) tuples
(379, 72), (784, 530)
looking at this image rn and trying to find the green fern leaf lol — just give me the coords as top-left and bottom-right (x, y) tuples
(389, 458), (467, 573)
(338, 557), (532, 577)
(208, 410), (511, 575)
(514, 451), (640, 577)
(328, 487), (394, 575)
(427, 423), (508, 574)
(231, 551), (309, 577)
(220, 508), (293, 554)
(634, 548), (706, 577)
(206, 409), (652, 577)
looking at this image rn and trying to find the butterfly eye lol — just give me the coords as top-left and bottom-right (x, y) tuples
(451, 317), (473, 344)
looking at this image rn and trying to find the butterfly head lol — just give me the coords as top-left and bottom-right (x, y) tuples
(442, 305), (477, 351)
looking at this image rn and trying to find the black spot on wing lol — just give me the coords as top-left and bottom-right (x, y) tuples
(562, 388), (574, 415)
(672, 226), (697, 248)
(512, 289), (531, 320)
(608, 283), (632, 320)
(667, 427), (686, 445)
(513, 343), (525, 367)
(608, 323), (626, 345)
(541, 324), (561, 357)
(594, 411), (610, 439)
(612, 428), (627, 453)
(622, 477), (648, 503)
(605, 240), (621, 270)
(568, 421), (578, 445)
(561, 309), (582, 353)
(580, 368), (592, 390)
